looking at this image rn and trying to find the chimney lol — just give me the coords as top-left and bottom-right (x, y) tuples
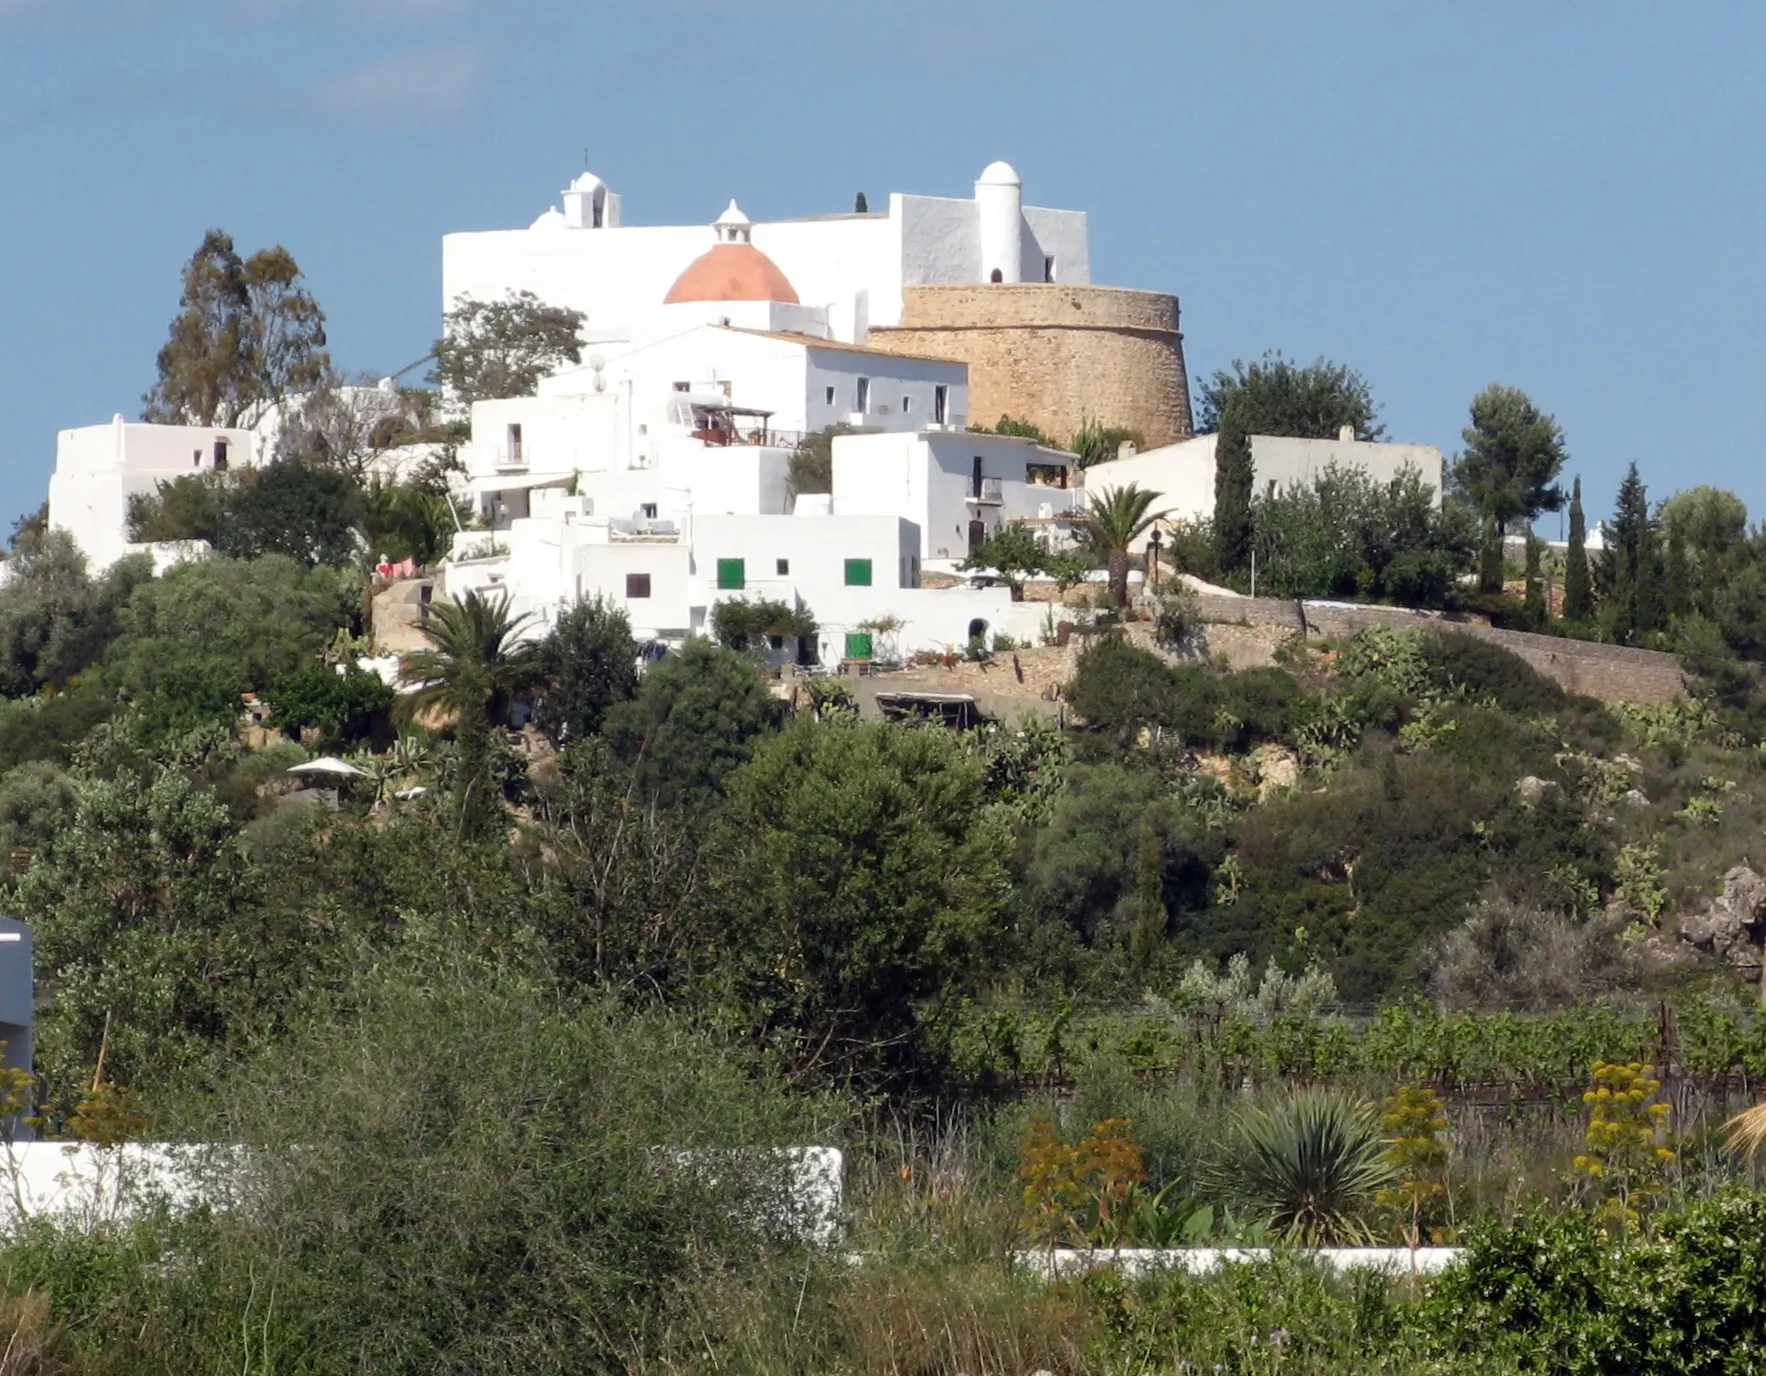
(1338, 424), (1356, 442)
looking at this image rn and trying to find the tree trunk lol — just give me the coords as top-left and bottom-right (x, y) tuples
(1108, 550), (1129, 608)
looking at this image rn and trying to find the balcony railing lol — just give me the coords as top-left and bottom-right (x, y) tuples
(692, 426), (807, 450)
(965, 478), (1004, 506)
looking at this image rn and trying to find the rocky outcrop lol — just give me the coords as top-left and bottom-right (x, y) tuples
(1677, 865), (1766, 978)
(1516, 776), (1556, 805)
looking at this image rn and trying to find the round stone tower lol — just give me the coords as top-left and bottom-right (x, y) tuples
(867, 283), (1194, 449)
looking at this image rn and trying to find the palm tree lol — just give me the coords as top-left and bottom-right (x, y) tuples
(400, 590), (539, 838)
(1083, 482), (1168, 608)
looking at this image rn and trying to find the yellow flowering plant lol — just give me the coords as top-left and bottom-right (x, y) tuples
(1572, 1059), (1675, 1235)
(1376, 1083), (1452, 1249)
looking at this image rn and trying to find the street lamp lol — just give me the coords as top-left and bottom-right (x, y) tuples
(1147, 526), (1164, 592)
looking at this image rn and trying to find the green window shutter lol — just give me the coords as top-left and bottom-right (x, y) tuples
(844, 632), (874, 660)
(843, 558), (873, 587)
(716, 558), (745, 590)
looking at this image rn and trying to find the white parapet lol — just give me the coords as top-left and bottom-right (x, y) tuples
(1017, 1246), (1464, 1279)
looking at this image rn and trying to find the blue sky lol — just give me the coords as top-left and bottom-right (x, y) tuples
(1, 1), (1761, 535)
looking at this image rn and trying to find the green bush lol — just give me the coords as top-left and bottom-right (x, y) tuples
(266, 662), (394, 745)
(1427, 1192), (1766, 1374)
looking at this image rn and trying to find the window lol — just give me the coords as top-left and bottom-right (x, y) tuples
(776, 558), (790, 575)
(825, 386), (835, 405)
(716, 558), (745, 590)
(934, 385), (948, 425)
(901, 395), (911, 414)
(213, 438), (230, 471)
(844, 558), (873, 587)
(625, 573), (652, 598)
(1044, 255), (1056, 282)
(768, 634), (784, 651)
(672, 381), (691, 392)
(844, 632), (873, 661)
(192, 449), (201, 467)
(640, 503), (658, 519)
(855, 377), (870, 414)
(971, 455), (984, 498)
(505, 424), (522, 461)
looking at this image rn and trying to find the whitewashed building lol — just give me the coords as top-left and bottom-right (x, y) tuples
(443, 164), (1089, 349)
(47, 417), (257, 570)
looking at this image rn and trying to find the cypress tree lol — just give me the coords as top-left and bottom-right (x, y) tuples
(1478, 518), (1505, 595)
(1523, 532), (1546, 627)
(1609, 463), (1654, 642)
(1131, 817), (1167, 972)
(1213, 404), (1255, 575)
(1664, 524), (1689, 621)
(1563, 476), (1590, 620)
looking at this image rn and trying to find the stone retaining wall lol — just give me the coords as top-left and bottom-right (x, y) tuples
(1190, 595), (1685, 705)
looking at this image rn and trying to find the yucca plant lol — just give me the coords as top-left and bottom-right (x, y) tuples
(1214, 1089), (1398, 1245)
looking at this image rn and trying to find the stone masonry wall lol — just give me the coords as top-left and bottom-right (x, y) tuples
(1190, 595), (1686, 705)
(867, 283), (1194, 447)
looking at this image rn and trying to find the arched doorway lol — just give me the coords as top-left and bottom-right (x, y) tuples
(989, 268), (1003, 283)
(967, 618), (988, 645)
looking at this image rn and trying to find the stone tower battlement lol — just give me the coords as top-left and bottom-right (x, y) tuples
(867, 283), (1194, 449)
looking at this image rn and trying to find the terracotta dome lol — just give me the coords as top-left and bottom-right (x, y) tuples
(664, 241), (799, 305)
(664, 199), (799, 305)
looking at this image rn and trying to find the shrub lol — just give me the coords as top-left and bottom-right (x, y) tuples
(137, 961), (836, 1376)
(1064, 635), (1174, 744)
(1211, 1089), (1397, 1244)
(1421, 631), (1568, 713)
(1418, 896), (1638, 1012)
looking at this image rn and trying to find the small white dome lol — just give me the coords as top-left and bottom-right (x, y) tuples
(529, 206), (567, 231)
(715, 198), (752, 227)
(571, 171), (606, 193)
(977, 160), (1022, 187)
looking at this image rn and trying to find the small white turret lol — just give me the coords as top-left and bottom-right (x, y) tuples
(562, 170), (620, 229)
(975, 160), (1023, 284)
(714, 199), (754, 244)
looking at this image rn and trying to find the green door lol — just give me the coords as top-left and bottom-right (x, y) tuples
(716, 558), (745, 590)
(844, 632), (873, 661)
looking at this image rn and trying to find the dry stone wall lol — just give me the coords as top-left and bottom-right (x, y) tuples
(1190, 595), (1686, 705)
(867, 283), (1194, 447)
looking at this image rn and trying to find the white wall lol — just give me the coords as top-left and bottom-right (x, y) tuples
(833, 431), (1078, 562)
(802, 345), (966, 434)
(1250, 435), (1443, 503)
(1083, 436), (1219, 542)
(1021, 206), (1091, 284)
(572, 541), (694, 640)
(48, 418), (256, 570)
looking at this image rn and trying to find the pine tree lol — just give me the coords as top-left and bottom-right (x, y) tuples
(1563, 476), (1591, 620)
(1213, 404), (1255, 575)
(1130, 817), (1167, 972)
